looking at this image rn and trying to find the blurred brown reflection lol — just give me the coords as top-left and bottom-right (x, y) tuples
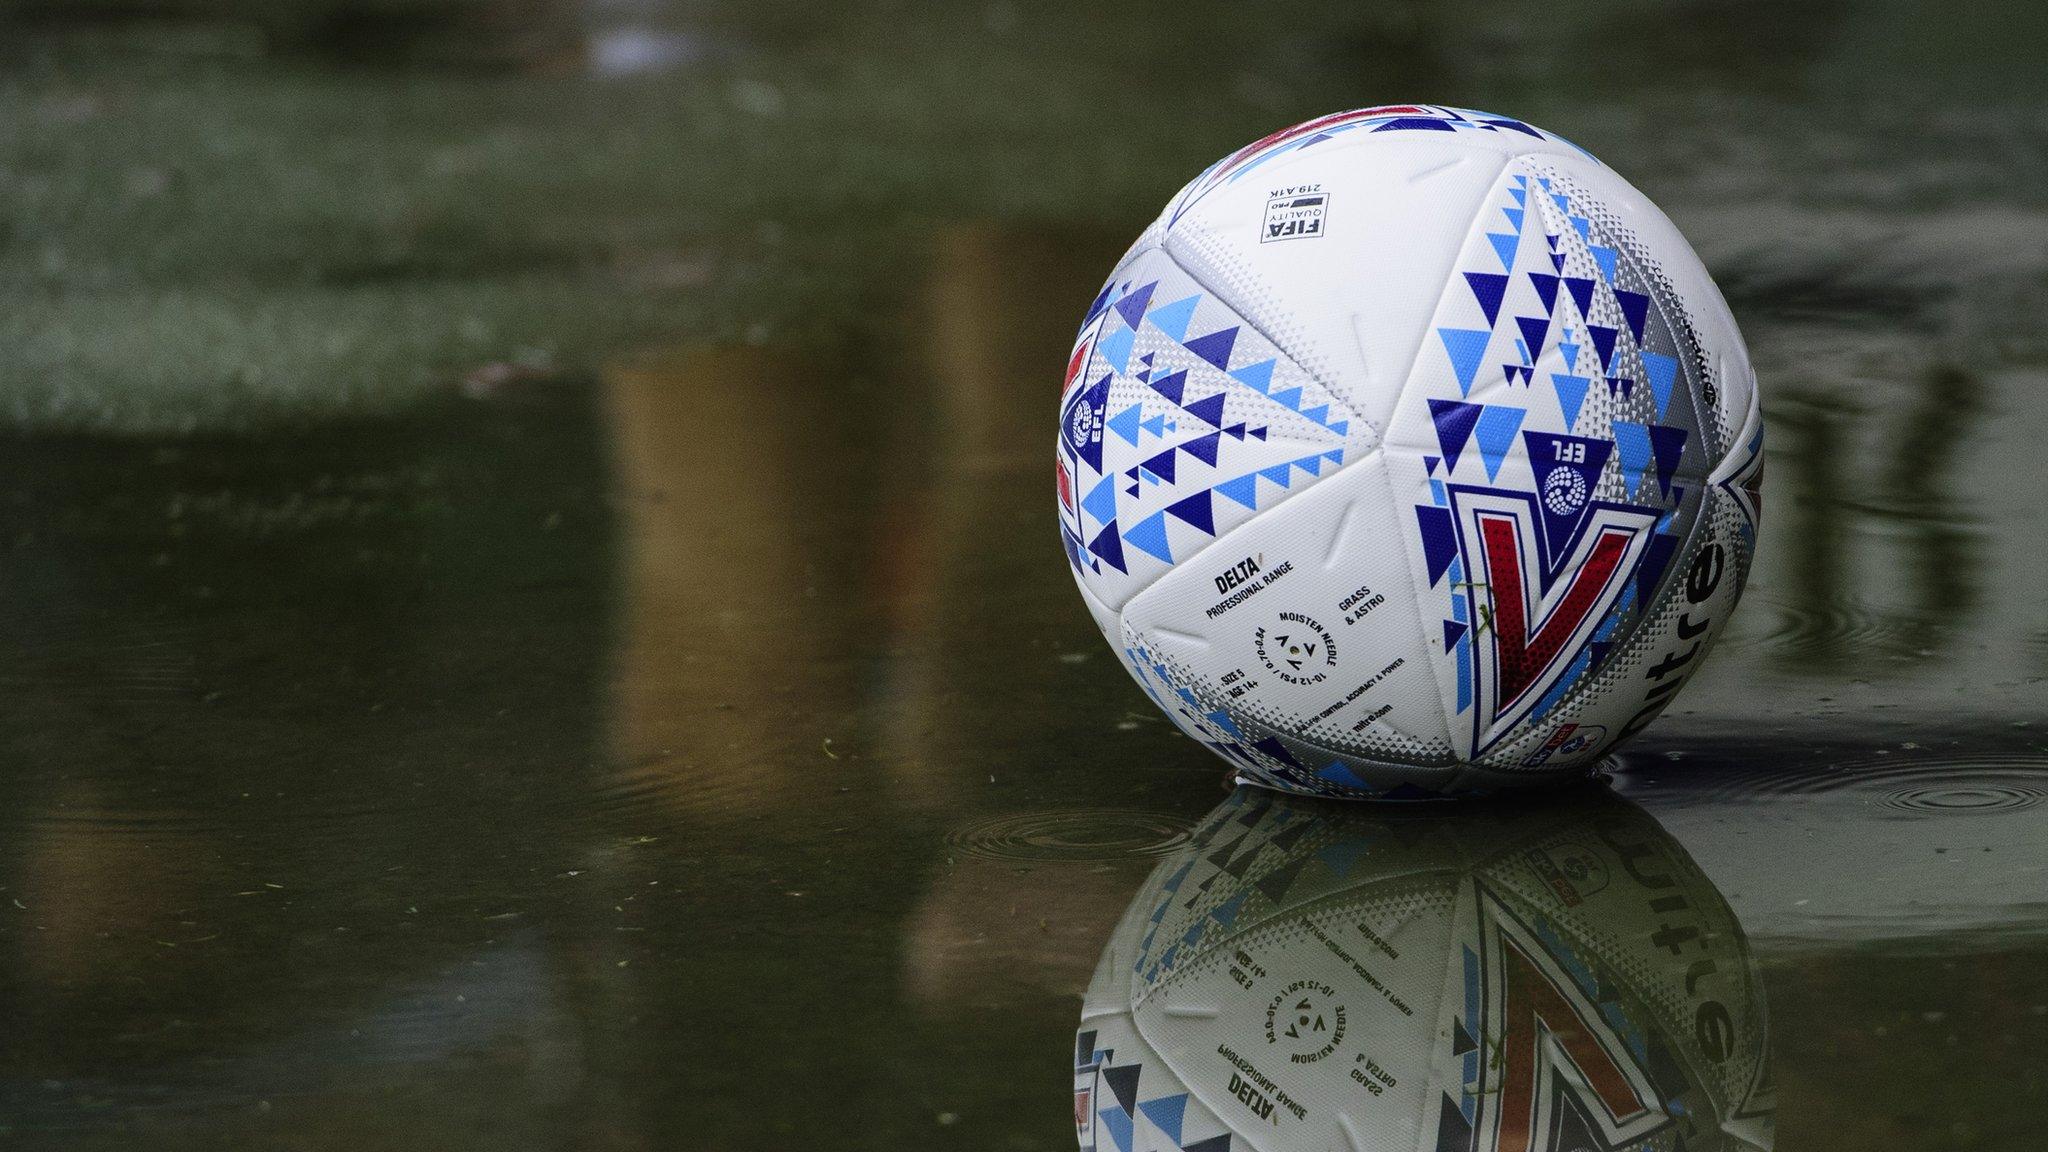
(601, 345), (866, 818)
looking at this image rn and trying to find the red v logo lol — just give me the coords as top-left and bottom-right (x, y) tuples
(1445, 487), (1659, 753)
(1478, 513), (1636, 709)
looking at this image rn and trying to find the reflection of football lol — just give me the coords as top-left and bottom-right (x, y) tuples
(1074, 788), (1774, 1152)
(1055, 106), (1764, 798)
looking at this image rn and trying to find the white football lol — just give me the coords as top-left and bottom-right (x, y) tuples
(1074, 789), (1774, 1152)
(1056, 106), (1764, 798)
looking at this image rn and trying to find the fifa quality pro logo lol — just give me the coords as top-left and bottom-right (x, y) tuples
(1262, 186), (1328, 243)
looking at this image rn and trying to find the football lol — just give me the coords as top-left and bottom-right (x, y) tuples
(1056, 106), (1763, 798)
(1074, 788), (1774, 1152)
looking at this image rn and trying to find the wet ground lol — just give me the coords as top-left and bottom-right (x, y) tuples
(3, 1), (2047, 1149)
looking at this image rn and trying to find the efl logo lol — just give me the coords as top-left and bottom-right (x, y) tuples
(1262, 188), (1329, 243)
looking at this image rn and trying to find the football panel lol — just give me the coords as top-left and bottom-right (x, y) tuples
(1377, 151), (1751, 763)
(1160, 111), (1587, 441)
(1057, 243), (1374, 613)
(1119, 451), (1457, 795)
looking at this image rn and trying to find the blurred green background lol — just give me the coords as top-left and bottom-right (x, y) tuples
(4, 0), (2044, 431)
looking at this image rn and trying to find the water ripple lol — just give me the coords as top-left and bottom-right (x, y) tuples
(944, 809), (1193, 862)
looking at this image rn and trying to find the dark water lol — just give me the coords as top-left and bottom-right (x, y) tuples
(2, 1), (2047, 1149)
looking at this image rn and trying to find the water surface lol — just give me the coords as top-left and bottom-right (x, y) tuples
(2, 1), (2046, 1148)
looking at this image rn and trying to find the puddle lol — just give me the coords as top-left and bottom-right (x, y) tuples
(1, 1), (2046, 1147)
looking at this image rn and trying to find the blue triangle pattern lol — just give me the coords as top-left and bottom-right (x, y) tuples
(1214, 474), (1259, 510)
(1436, 328), (1492, 395)
(1099, 325), (1135, 374)
(1123, 512), (1173, 563)
(1081, 475), (1117, 525)
(1183, 326), (1238, 369)
(1612, 421), (1654, 500)
(1182, 391), (1226, 428)
(1138, 1095), (1189, 1145)
(1112, 281), (1157, 330)
(1550, 373), (1590, 428)
(1589, 245), (1618, 284)
(1428, 398), (1484, 473)
(1146, 294), (1200, 342)
(1317, 761), (1370, 789)
(1473, 406), (1526, 481)
(1106, 404), (1142, 446)
(1487, 231), (1519, 270)
(1640, 351), (1679, 419)
(1464, 272), (1509, 326)
(1099, 1105), (1133, 1152)
(1229, 358), (1275, 394)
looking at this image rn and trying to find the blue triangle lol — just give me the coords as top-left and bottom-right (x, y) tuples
(1229, 358), (1276, 394)
(1569, 215), (1591, 241)
(1269, 386), (1303, 411)
(1487, 231), (1520, 270)
(1551, 192), (1570, 212)
(1587, 324), (1619, 372)
(1183, 326), (1238, 369)
(1464, 272), (1509, 326)
(1614, 289), (1650, 343)
(1317, 761), (1371, 790)
(1099, 325), (1135, 374)
(1140, 414), (1167, 438)
(1138, 1095), (1189, 1144)
(1508, 185), (1527, 205)
(1327, 419), (1348, 436)
(1514, 315), (1550, 361)
(1165, 490), (1215, 535)
(1123, 512), (1173, 563)
(1293, 454), (1325, 478)
(1182, 391), (1226, 427)
(1106, 403), (1142, 446)
(1081, 475), (1117, 525)
(1612, 421), (1654, 500)
(1323, 448), (1343, 464)
(1436, 328), (1491, 396)
(1473, 406), (1526, 481)
(1550, 373), (1590, 428)
(1259, 464), (1294, 490)
(1179, 431), (1221, 467)
(1099, 1105), (1133, 1152)
(1300, 404), (1329, 425)
(1148, 368), (1187, 406)
(1140, 447), (1177, 484)
(1214, 474), (1260, 510)
(1648, 424), (1688, 496)
(1502, 206), (1525, 231)
(1146, 294), (1199, 342)
(1086, 521), (1126, 573)
(1416, 504), (1458, 586)
(1640, 351), (1679, 420)
(1112, 281), (1157, 330)
(1428, 398), (1484, 473)
(1528, 272), (1560, 313)
(1589, 245), (1618, 285)
(1424, 454), (1440, 475)
(1563, 277), (1596, 319)
(1444, 618), (1468, 649)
